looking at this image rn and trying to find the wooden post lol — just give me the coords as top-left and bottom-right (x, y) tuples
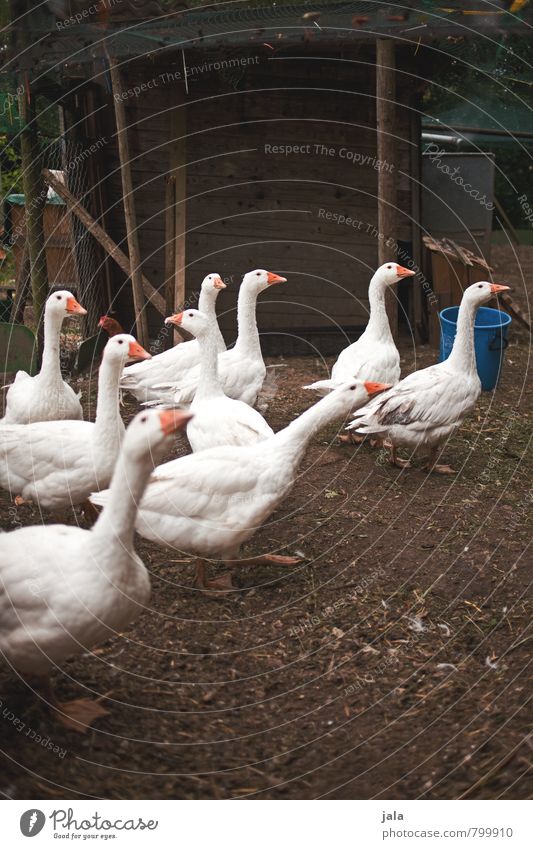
(169, 100), (187, 344)
(10, 241), (31, 324)
(164, 174), (177, 348)
(18, 84), (48, 358)
(376, 38), (398, 338)
(410, 111), (423, 342)
(43, 169), (166, 314)
(108, 56), (149, 347)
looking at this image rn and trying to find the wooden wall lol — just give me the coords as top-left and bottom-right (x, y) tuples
(184, 47), (417, 349)
(96, 45), (419, 350)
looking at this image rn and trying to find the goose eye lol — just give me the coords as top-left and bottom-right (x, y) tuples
(56, 294), (62, 300)
(349, 384), (356, 390)
(478, 284), (483, 288)
(189, 312), (194, 317)
(256, 272), (260, 276)
(140, 415), (147, 423)
(118, 339), (124, 344)
(387, 265), (392, 269)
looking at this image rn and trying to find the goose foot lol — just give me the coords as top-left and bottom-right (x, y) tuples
(36, 678), (109, 733)
(369, 438), (384, 449)
(423, 448), (457, 475)
(225, 553), (303, 568)
(14, 495), (31, 507)
(389, 447), (411, 470)
(194, 560), (235, 594)
(53, 698), (110, 733)
(424, 462), (457, 475)
(338, 432), (365, 445)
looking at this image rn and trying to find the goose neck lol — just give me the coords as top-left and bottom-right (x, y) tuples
(365, 276), (393, 340)
(234, 286), (261, 355)
(447, 298), (478, 372)
(194, 329), (224, 402)
(39, 309), (64, 385)
(272, 393), (348, 467)
(94, 356), (124, 438)
(92, 447), (153, 552)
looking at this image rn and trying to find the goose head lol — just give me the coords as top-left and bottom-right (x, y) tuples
(200, 273), (226, 295)
(463, 280), (510, 306)
(328, 379), (392, 415)
(46, 289), (87, 319)
(241, 269), (287, 295)
(164, 308), (209, 339)
(374, 263), (416, 287)
(124, 408), (192, 464)
(102, 333), (151, 367)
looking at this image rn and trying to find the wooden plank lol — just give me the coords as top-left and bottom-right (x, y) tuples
(42, 169), (166, 315)
(108, 56), (149, 347)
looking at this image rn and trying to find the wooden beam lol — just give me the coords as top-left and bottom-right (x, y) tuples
(108, 56), (149, 347)
(376, 37), (398, 338)
(43, 168), (166, 315)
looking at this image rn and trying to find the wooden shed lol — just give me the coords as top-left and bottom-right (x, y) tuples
(10, 0), (531, 351)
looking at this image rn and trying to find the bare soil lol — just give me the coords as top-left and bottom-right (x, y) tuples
(0, 246), (531, 800)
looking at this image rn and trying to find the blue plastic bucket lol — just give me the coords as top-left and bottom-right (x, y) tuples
(439, 306), (512, 391)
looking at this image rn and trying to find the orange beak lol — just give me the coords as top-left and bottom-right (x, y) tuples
(66, 296), (87, 315)
(364, 381), (391, 396)
(158, 409), (192, 436)
(165, 312), (183, 326)
(213, 276), (226, 290)
(267, 272), (287, 285)
(396, 265), (416, 278)
(128, 340), (151, 361)
(490, 283), (511, 294)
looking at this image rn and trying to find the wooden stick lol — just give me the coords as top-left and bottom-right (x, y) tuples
(108, 56), (149, 347)
(376, 38), (398, 339)
(42, 169), (166, 315)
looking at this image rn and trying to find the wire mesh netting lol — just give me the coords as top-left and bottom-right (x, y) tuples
(42, 135), (103, 335)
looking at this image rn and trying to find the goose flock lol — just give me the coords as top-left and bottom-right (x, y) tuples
(0, 265), (510, 731)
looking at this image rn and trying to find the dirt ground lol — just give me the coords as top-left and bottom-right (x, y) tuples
(0, 246), (531, 800)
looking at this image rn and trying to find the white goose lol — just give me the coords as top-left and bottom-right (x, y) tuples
(307, 263), (415, 394)
(306, 263), (414, 445)
(154, 269), (287, 407)
(119, 273), (226, 403)
(347, 282), (510, 473)
(170, 308), (274, 452)
(92, 380), (388, 590)
(0, 334), (150, 512)
(1, 290), (87, 424)
(0, 408), (190, 731)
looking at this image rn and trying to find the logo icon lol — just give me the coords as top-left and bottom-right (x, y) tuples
(20, 810), (46, 837)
